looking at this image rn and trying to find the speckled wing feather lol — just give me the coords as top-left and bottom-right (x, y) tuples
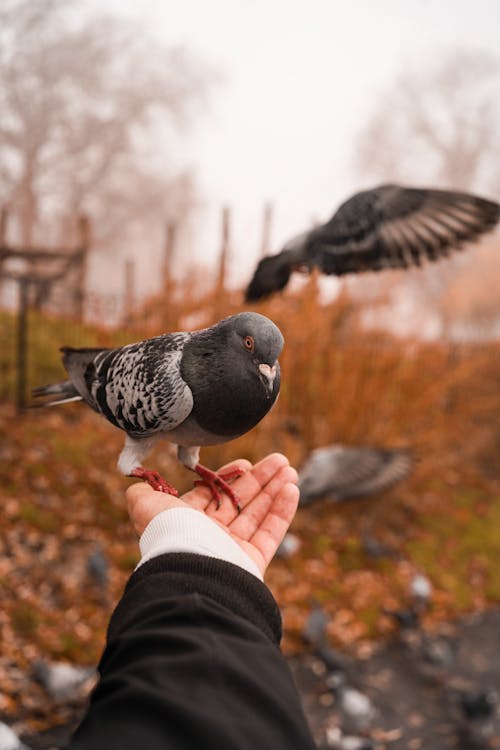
(61, 333), (193, 437)
(309, 184), (500, 275)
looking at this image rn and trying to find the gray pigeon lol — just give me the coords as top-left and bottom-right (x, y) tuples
(33, 312), (283, 510)
(245, 184), (500, 300)
(33, 660), (96, 702)
(0, 723), (30, 750)
(87, 545), (109, 589)
(298, 445), (412, 505)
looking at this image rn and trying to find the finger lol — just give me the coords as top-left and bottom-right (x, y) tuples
(204, 453), (292, 525)
(181, 458), (253, 513)
(217, 457), (253, 475)
(126, 482), (185, 536)
(228, 464), (298, 540)
(249, 482), (300, 567)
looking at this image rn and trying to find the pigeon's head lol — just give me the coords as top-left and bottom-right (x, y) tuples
(230, 311), (283, 382)
(245, 255), (293, 301)
(182, 312), (284, 439)
(245, 232), (310, 301)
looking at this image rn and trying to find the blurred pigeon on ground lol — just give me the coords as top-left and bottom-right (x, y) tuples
(32, 312), (283, 510)
(303, 602), (349, 676)
(33, 660), (96, 703)
(381, 606), (420, 630)
(420, 634), (456, 674)
(275, 532), (302, 559)
(298, 445), (412, 505)
(459, 690), (498, 721)
(361, 533), (399, 560)
(337, 686), (376, 730)
(410, 573), (433, 611)
(87, 544), (109, 590)
(0, 723), (30, 750)
(245, 184), (500, 300)
(318, 642), (350, 674)
(303, 601), (330, 646)
(325, 727), (374, 750)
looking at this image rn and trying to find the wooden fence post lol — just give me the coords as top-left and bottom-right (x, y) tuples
(163, 222), (177, 292)
(215, 205), (230, 296)
(123, 259), (135, 325)
(0, 206), (7, 247)
(74, 214), (91, 321)
(260, 202), (273, 258)
(16, 278), (29, 412)
(0, 207), (7, 306)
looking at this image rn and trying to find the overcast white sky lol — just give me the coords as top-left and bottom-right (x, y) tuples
(96, 0), (500, 290)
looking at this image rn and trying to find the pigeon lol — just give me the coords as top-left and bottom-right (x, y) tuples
(245, 184), (500, 300)
(360, 533), (399, 560)
(33, 660), (96, 702)
(298, 445), (412, 505)
(458, 690), (498, 721)
(410, 573), (433, 609)
(325, 727), (374, 750)
(32, 312), (283, 510)
(302, 601), (330, 646)
(0, 723), (30, 750)
(87, 545), (109, 590)
(275, 532), (302, 559)
(317, 643), (349, 675)
(381, 606), (420, 630)
(337, 686), (376, 730)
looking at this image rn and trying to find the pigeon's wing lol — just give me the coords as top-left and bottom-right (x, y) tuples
(309, 184), (500, 276)
(299, 445), (412, 503)
(245, 184), (499, 300)
(61, 333), (193, 436)
(335, 447), (412, 500)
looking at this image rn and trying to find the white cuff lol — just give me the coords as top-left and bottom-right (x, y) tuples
(137, 507), (263, 581)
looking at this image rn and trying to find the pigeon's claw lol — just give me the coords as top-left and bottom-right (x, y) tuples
(193, 463), (244, 513)
(130, 467), (179, 496)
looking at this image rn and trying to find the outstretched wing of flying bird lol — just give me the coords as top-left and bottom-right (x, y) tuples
(245, 184), (500, 300)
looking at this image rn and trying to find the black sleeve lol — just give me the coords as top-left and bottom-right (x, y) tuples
(70, 553), (317, 750)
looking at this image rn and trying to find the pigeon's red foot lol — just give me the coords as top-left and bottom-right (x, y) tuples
(193, 463), (244, 513)
(130, 467), (179, 496)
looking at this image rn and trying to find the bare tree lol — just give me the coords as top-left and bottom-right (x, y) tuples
(354, 48), (500, 193)
(0, 0), (213, 311)
(350, 49), (500, 339)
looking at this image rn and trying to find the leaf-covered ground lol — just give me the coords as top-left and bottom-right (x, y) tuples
(1, 290), (500, 737)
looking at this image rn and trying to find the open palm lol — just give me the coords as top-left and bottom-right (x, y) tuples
(126, 453), (299, 576)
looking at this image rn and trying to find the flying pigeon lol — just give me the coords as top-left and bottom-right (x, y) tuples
(32, 312), (283, 511)
(298, 445), (412, 505)
(245, 184), (500, 300)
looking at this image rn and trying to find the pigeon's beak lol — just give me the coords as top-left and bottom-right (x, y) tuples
(258, 363), (277, 395)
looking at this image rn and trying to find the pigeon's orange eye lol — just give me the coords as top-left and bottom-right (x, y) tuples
(243, 335), (255, 352)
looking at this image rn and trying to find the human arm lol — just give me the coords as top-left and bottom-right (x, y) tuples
(70, 454), (317, 750)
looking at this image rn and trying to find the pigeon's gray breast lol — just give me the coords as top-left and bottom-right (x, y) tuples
(179, 324), (281, 440)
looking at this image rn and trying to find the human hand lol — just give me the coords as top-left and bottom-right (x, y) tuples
(126, 453), (299, 577)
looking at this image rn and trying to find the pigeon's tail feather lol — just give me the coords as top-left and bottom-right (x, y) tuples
(31, 380), (82, 407)
(60, 345), (111, 404)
